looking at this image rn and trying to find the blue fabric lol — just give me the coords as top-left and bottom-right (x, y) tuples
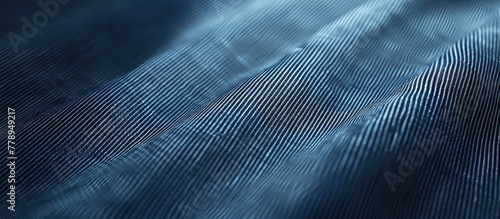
(1, 0), (499, 218)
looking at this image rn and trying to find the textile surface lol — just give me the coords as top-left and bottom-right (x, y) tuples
(0, 0), (499, 218)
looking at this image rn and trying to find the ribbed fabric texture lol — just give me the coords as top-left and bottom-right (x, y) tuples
(1, 0), (499, 218)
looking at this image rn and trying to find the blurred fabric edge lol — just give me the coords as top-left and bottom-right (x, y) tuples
(0, 0), (243, 130)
